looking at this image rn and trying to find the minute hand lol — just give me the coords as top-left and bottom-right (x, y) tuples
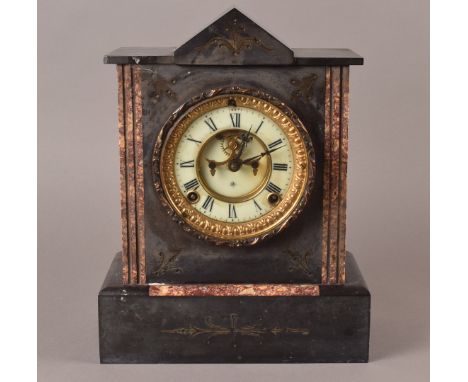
(242, 145), (286, 164)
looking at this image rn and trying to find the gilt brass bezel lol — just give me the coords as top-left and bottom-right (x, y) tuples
(152, 87), (316, 246)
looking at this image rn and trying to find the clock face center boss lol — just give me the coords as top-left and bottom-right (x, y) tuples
(153, 90), (316, 245)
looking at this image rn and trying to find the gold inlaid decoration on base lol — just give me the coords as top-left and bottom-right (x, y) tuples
(160, 313), (310, 339)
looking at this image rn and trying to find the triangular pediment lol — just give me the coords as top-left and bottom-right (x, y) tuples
(174, 8), (294, 65)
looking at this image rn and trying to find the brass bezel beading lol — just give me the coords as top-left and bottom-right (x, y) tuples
(152, 87), (316, 246)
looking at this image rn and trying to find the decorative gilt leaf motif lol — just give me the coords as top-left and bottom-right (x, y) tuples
(197, 19), (273, 56)
(161, 313), (310, 341)
(143, 68), (193, 103)
(149, 74), (176, 102)
(153, 249), (182, 276)
(286, 249), (313, 276)
(290, 73), (318, 102)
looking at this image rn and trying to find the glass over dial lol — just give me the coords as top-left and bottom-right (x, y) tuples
(174, 106), (294, 223)
(156, 92), (313, 245)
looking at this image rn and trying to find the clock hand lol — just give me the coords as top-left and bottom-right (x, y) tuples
(205, 155), (232, 176)
(226, 128), (253, 172)
(242, 145), (286, 164)
(205, 135), (241, 175)
(239, 126), (253, 143)
(205, 157), (230, 166)
(232, 127), (253, 160)
(242, 145), (286, 176)
(206, 130), (255, 175)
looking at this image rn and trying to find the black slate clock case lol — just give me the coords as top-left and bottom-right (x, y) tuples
(143, 65), (325, 284)
(99, 9), (370, 363)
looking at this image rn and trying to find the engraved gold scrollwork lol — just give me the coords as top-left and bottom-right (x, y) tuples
(161, 313), (310, 340)
(286, 249), (313, 276)
(153, 249), (182, 277)
(290, 73), (318, 102)
(143, 68), (193, 103)
(197, 18), (273, 56)
(152, 87), (316, 246)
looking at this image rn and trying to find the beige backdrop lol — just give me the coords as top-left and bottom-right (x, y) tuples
(38, 0), (429, 381)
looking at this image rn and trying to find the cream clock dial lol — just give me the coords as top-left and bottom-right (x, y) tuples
(174, 107), (294, 222)
(154, 90), (315, 246)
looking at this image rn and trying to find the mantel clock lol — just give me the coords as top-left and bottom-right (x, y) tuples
(99, 8), (370, 363)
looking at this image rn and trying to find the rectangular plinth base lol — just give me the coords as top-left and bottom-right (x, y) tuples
(99, 252), (370, 363)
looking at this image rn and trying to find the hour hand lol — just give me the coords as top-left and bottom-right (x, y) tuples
(251, 160), (259, 176)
